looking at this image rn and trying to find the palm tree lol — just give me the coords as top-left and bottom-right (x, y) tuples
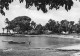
(5, 18), (10, 34)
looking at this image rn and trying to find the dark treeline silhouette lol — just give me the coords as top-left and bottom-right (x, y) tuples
(4, 16), (80, 35)
(0, 0), (75, 15)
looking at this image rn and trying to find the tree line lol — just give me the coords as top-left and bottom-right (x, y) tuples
(4, 16), (80, 35)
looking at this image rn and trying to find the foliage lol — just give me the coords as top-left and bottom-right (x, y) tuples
(5, 16), (80, 34)
(45, 19), (56, 33)
(0, 0), (13, 15)
(35, 24), (43, 34)
(44, 19), (80, 34)
(68, 21), (74, 33)
(60, 20), (69, 32)
(5, 16), (32, 33)
(31, 21), (36, 29)
(0, 0), (74, 15)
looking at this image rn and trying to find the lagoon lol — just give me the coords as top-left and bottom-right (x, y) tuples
(0, 36), (80, 50)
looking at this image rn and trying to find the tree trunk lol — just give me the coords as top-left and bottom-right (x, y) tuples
(2, 28), (4, 34)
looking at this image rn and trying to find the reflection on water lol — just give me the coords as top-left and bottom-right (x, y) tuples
(0, 37), (6, 49)
(0, 36), (80, 49)
(0, 36), (49, 49)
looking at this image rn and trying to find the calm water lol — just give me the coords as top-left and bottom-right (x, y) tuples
(0, 36), (80, 50)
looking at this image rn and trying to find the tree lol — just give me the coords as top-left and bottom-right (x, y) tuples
(54, 21), (61, 33)
(35, 24), (43, 34)
(45, 19), (56, 33)
(68, 21), (74, 33)
(31, 21), (36, 29)
(13, 25), (20, 33)
(5, 18), (11, 33)
(5, 18), (10, 24)
(60, 19), (69, 32)
(0, 0), (74, 15)
(75, 19), (80, 33)
(2, 28), (5, 33)
(74, 24), (80, 33)
(5, 16), (32, 33)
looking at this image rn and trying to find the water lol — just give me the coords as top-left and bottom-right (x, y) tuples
(0, 36), (80, 50)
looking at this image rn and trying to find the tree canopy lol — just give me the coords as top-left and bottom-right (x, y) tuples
(5, 16), (32, 33)
(0, 0), (75, 15)
(4, 16), (80, 34)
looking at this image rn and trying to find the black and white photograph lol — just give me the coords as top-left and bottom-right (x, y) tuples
(0, 0), (80, 56)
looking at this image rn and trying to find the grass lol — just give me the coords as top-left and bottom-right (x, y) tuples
(0, 49), (76, 56)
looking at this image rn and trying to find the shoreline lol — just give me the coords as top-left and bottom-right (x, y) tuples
(0, 33), (80, 39)
(1, 33), (80, 40)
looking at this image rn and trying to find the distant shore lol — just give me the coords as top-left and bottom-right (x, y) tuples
(0, 33), (80, 38)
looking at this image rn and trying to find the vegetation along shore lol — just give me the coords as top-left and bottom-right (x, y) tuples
(1, 16), (80, 36)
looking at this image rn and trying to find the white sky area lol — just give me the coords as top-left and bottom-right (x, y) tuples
(0, 0), (80, 33)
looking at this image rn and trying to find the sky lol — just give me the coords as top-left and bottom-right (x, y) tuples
(0, 0), (80, 33)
